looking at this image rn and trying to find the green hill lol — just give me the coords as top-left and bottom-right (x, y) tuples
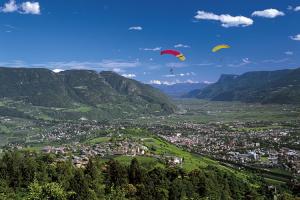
(0, 67), (175, 118)
(185, 68), (300, 104)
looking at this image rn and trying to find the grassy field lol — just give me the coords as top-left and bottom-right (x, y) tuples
(66, 106), (93, 113)
(86, 137), (111, 144)
(1, 97), (300, 123)
(264, 178), (286, 185)
(143, 137), (216, 170)
(87, 129), (219, 172)
(167, 99), (300, 123)
(86, 129), (248, 183)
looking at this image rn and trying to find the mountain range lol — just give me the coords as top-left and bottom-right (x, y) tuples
(185, 67), (300, 104)
(151, 82), (208, 98)
(0, 67), (175, 115)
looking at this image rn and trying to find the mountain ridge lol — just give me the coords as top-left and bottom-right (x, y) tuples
(185, 67), (300, 104)
(152, 82), (209, 98)
(0, 67), (175, 114)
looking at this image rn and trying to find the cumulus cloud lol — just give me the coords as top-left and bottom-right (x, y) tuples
(1, 0), (18, 13)
(128, 26), (142, 31)
(0, 0), (40, 14)
(194, 10), (253, 28)
(20, 1), (40, 14)
(285, 51), (293, 55)
(179, 73), (189, 77)
(252, 9), (284, 18)
(150, 80), (162, 85)
(122, 73), (136, 78)
(290, 34), (300, 41)
(141, 47), (162, 51)
(52, 69), (64, 73)
(295, 6), (300, 11)
(150, 79), (200, 85)
(174, 44), (190, 48)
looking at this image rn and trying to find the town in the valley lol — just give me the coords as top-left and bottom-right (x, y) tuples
(1, 116), (299, 178)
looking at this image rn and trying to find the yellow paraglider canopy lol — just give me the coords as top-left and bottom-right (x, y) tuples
(212, 44), (230, 53)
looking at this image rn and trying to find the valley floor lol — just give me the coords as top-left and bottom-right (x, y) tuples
(0, 99), (299, 198)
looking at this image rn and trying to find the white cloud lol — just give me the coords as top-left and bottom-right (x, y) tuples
(252, 9), (284, 18)
(150, 80), (162, 85)
(20, 1), (40, 15)
(128, 26), (142, 31)
(285, 51), (293, 55)
(141, 47), (162, 51)
(0, 59), (141, 73)
(174, 44), (190, 48)
(184, 79), (200, 84)
(166, 63), (188, 68)
(242, 58), (251, 64)
(150, 79), (200, 85)
(112, 68), (124, 73)
(1, 0), (40, 15)
(122, 73), (136, 78)
(163, 72), (196, 78)
(287, 6), (293, 10)
(194, 10), (253, 28)
(52, 69), (64, 73)
(163, 74), (176, 78)
(45, 59), (141, 71)
(203, 81), (214, 84)
(1, 0), (18, 13)
(295, 6), (300, 11)
(290, 34), (300, 41)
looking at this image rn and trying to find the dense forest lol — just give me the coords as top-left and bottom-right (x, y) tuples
(0, 151), (298, 200)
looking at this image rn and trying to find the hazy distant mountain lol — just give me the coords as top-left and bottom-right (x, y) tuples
(151, 82), (209, 98)
(185, 68), (300, 104)
(0, 67), (175, 114)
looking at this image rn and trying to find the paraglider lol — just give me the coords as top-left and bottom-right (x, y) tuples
(212, 44), (230, 53)
(160, 50), (186, 61)
(169, 68), (174, 74)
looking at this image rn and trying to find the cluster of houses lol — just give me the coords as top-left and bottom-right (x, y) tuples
(151, 121), (300, 174)
(40, 138), (183, 168)
(40, 121), (114, 142)
(1, 117), (298, 174)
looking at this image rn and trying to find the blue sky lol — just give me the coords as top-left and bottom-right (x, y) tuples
(0, 0), (299, 84)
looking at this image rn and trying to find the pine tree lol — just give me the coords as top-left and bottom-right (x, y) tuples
(128, 158), (142, 185)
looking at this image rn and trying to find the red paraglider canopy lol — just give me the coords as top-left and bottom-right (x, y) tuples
(160, 49), (181, 56)
(160, 49), (186, 61)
